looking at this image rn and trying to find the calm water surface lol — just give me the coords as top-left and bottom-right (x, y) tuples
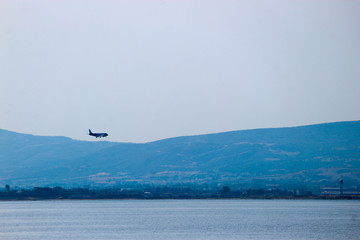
(0, 199), (359, 240)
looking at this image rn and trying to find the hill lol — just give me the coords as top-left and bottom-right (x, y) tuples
(1, 121), (359, 189)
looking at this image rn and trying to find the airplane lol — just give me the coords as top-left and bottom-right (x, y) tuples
(88, 129), (108, 138)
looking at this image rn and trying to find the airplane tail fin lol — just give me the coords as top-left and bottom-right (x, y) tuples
(89, 129), (92, 135)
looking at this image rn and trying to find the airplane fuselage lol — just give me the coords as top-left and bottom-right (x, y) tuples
(89, 129), (108, 138)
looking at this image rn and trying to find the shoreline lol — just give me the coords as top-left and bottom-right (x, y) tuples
(1, 195), (359, 201)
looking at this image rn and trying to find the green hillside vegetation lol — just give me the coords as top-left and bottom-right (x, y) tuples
(0, 121), (359, 191)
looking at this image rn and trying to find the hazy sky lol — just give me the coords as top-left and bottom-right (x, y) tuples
(1, 0), (359, 143)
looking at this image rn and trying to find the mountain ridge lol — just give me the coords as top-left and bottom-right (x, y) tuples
(1, 121), (359, 189)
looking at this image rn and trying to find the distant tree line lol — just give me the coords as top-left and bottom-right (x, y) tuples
(2, 184), (351, 200)
(2, 183), (359, 200)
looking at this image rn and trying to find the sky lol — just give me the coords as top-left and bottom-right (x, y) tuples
(0, 0), (359, 143)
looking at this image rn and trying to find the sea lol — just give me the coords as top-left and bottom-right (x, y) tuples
(0, 199), (359, 240)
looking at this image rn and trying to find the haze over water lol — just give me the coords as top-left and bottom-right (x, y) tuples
(0, 199), (359, 240)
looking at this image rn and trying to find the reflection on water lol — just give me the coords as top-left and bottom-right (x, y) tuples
(0, 199), (359, 240)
